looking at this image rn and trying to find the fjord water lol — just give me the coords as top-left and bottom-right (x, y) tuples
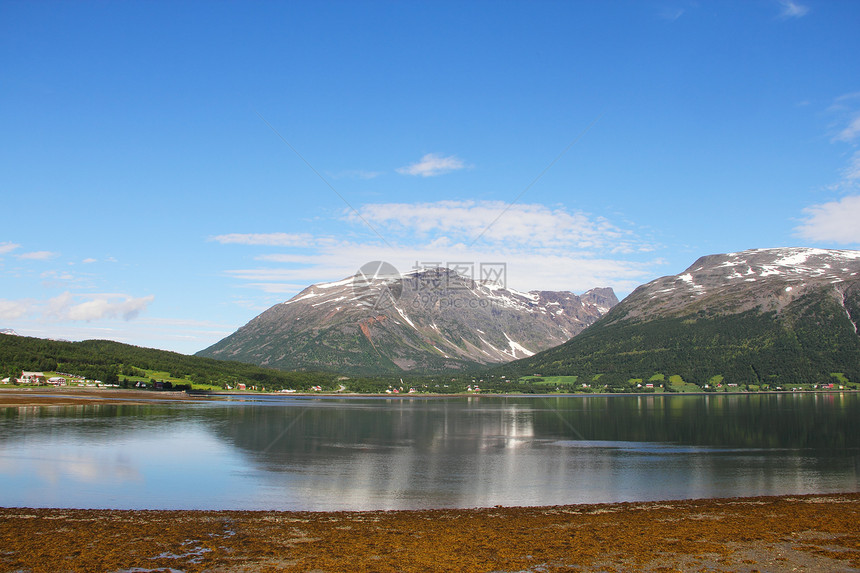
(1, 394), (858, 511)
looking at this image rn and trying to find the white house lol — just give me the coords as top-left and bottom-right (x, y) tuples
(19, 371), (46, 384)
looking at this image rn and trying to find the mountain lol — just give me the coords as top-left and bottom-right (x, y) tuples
(197, 267), (618, 375)
(1, 329), (19, 336)
(502, 248), (860, 388)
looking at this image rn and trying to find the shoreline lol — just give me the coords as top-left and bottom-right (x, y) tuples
(2, 492), (859, 572)
(0, 386), (203, 406)
(1, 385), (856, 408)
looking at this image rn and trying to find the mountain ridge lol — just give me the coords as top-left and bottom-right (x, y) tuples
(610, 247), (860, 323)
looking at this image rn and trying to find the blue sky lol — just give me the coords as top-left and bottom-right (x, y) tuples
(2, 0), (859, 354)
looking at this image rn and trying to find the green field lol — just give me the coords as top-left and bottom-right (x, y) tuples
(518, 375), (583, 391)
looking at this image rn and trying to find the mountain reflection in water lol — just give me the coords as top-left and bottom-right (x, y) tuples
(0, 394), (858, 510)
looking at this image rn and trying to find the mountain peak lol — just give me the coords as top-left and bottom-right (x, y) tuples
(685, 247), (860, 275)
(613, 247), (860, 322)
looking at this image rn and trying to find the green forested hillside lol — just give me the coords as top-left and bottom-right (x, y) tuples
(0, 335), (340, 390)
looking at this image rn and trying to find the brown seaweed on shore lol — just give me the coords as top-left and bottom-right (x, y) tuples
(2, 493), (860, 572)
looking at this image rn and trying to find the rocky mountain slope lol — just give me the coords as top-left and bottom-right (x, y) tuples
(197, 267), (617, 374)
(503, 248), (860, 387)
(611, 247), (860, 322)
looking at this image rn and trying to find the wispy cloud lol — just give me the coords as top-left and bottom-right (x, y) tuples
(347, 200), (652, 253)
(778, 0), (809, 18)
(210, 232), (315, 247)
(45, 292), (156, 322)
(225, 241), (655, 296)
(841, 151), (860, 186)
(834, 115), (860, 143)
(658, 7), (685, 22)
(0, 292), (155, 323)
(330, 169), (384, 180)
(82, 258), (97, 264)
(0, 299), (33, 321)
(818, 98), (860, 192)
(0, 242), (20, 256)
(40, 269), (78, 287)
(795, 195), (860, 244)
(217, 200), (660, 299)
(396, 153), (469, 177)
(17, 251), (59, 261)
(827, 93), (860, 143)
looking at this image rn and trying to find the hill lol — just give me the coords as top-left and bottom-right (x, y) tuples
(0, 335), (339, 391)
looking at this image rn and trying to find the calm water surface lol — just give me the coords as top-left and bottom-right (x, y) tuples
(1, 393), (858, 510)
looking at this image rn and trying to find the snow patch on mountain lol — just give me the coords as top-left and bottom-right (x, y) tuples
(504, 332), (535, 358)
(395, 306), (416, 329)
(619, 247), (860, 322)
(284, 291), (321, 305)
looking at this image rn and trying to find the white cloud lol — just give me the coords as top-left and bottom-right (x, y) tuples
(216, 200), (660, 303)
(39, 270), (82, 290)
(0, 299), (34, 321)
(17, 251), (59, 261)
(795, 195), (860, 244)
(778, 0), (809, 18)
(347, 200), (645, 251)
(210, 232), (315, 247)
(396, 153), (468, 177)
(41, 270), (75, 280)
(45, 292), (156, 322)
(82, 258), (97, 264)
(0, 242), (20, 256)
(225, 237), (654, 296)
(0, 293), (154, 324)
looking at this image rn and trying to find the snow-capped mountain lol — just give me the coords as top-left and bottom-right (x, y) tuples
(197, 267), (617, 374)
(613, 247), (860, 323)
(505, 248), (860, 387)
(0, 329), (19, 336)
